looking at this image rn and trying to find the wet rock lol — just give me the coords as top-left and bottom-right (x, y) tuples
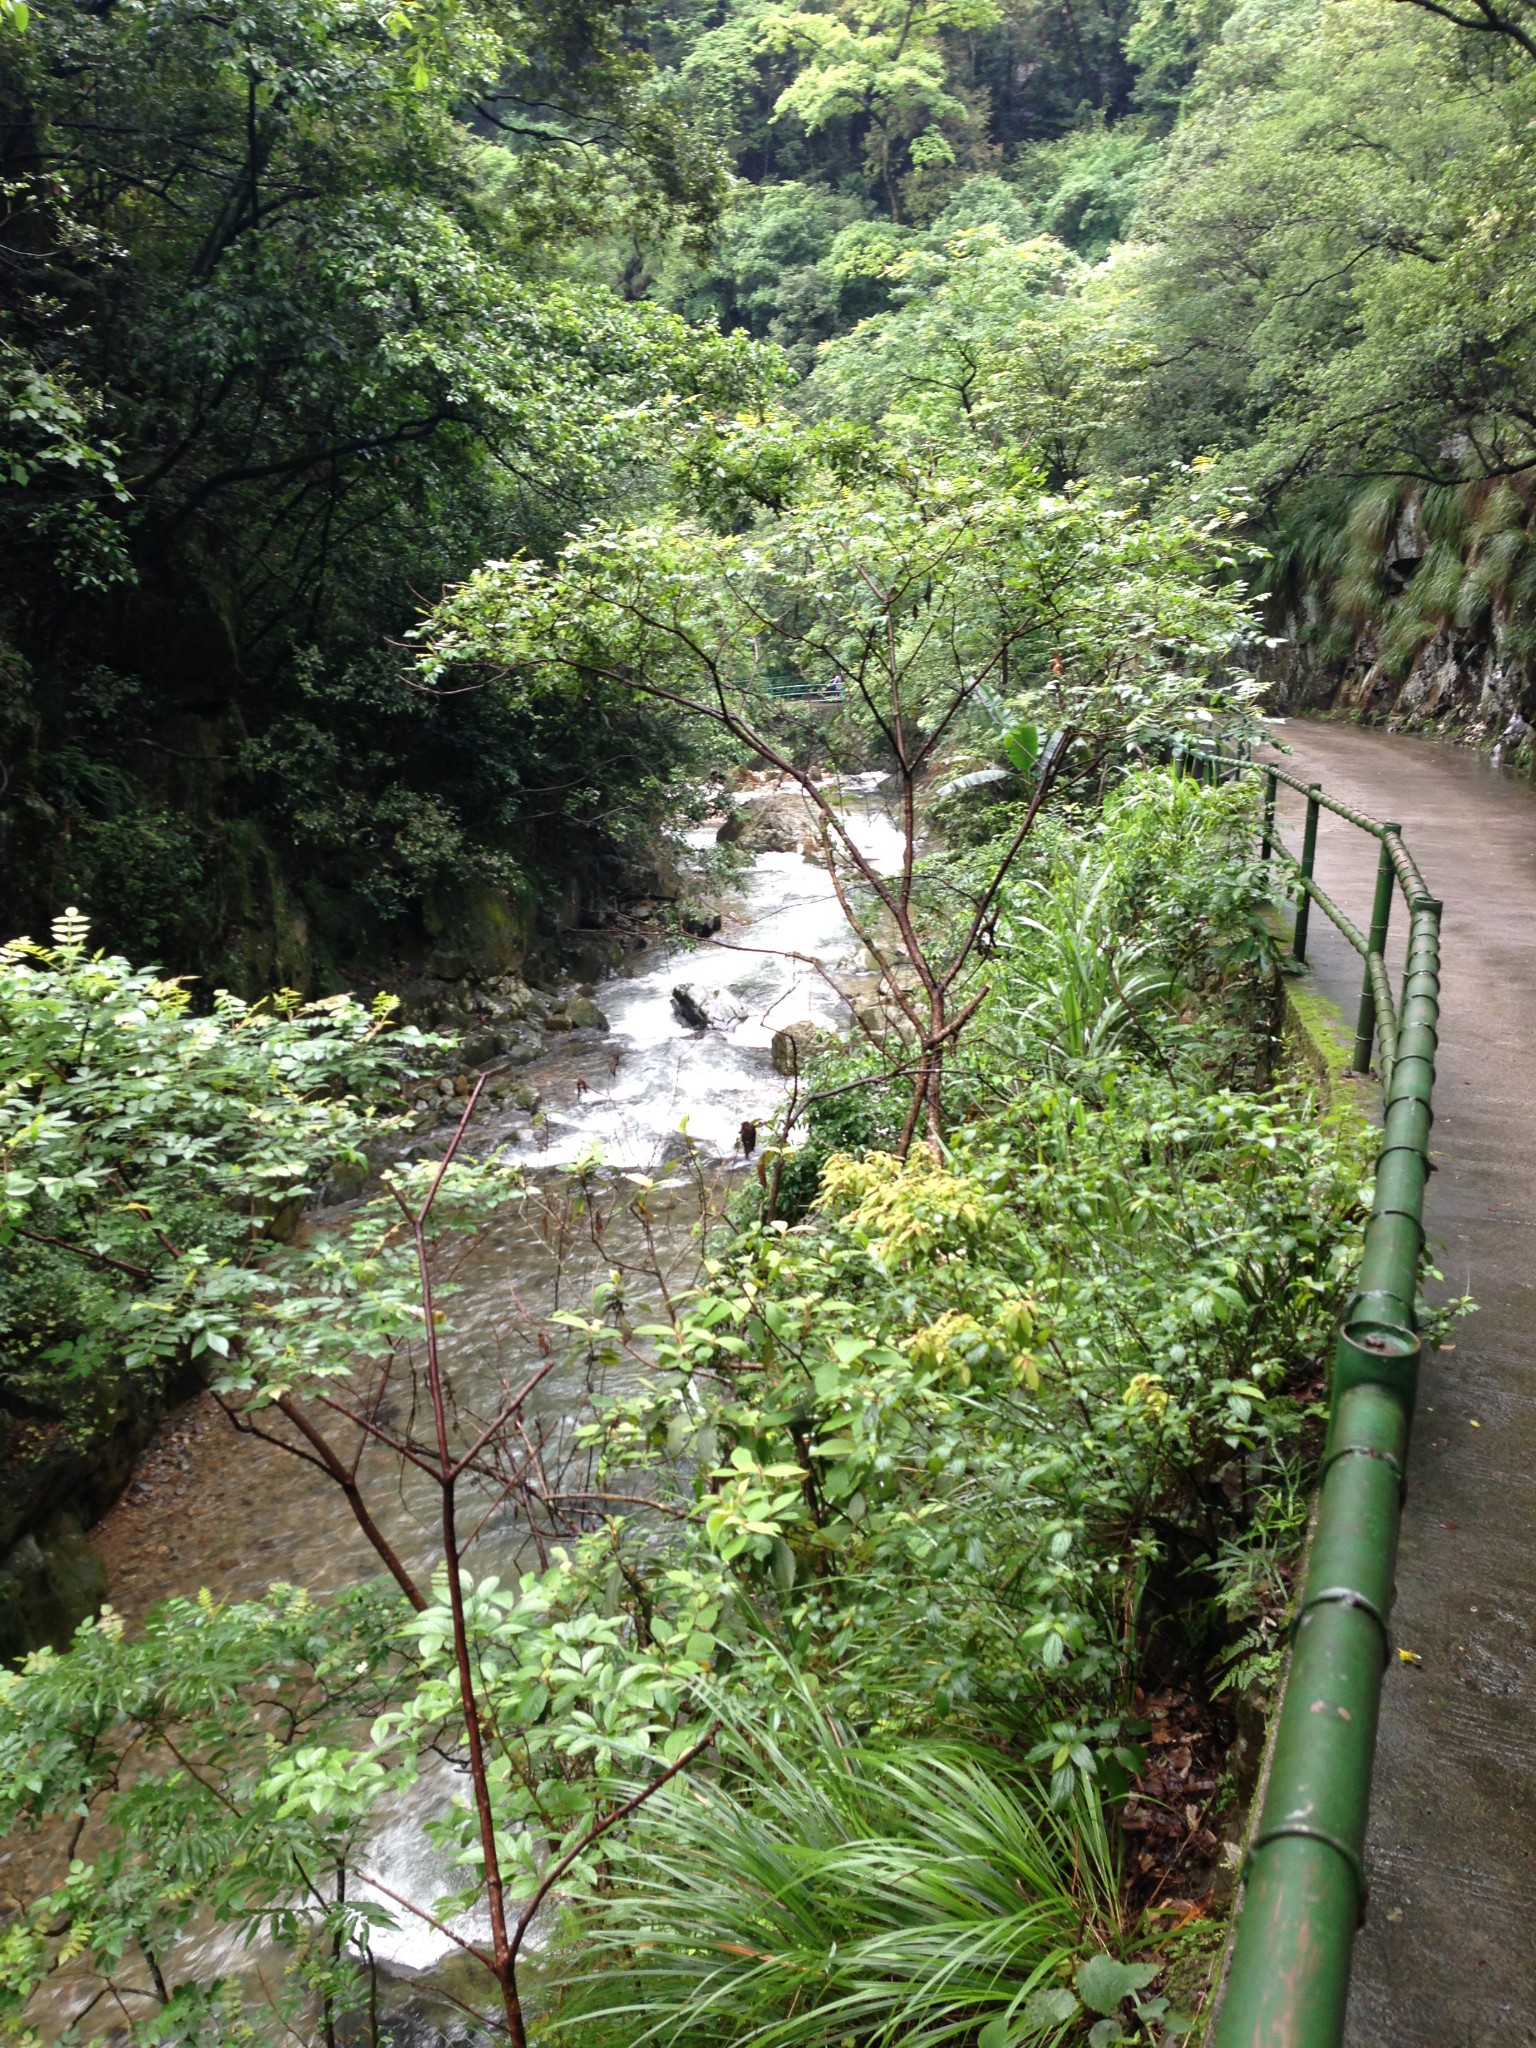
(672, 984), (711, 1029)
(320, 1155), (371, 1205)
(474, 975), (536, 1024)
(717, 791), (820, 853)
(543, 1011), (574, 1032)
(419, 875), (533, 984)
(565, 997), (609, 1031)
(459, 1030), (500, 1067)
(673, 985), (743, 1030)
(771, 1021), (821, 1075)
(0, 1512), (108, 1662)
(681, 908), (723, 937)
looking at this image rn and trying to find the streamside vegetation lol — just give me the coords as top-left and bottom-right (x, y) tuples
(11, 0), (1536, 1006)
(0, 771), (1378, 2045)
(0, 0), (1512, 2039)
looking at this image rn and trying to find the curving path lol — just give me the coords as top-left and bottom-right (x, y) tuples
(1265, 723), (1536, 2048)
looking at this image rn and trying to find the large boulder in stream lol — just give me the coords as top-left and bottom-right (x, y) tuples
(771, 1021), (822, 1075)
(672, 984), (744, 1030)
(717, 792), (820, 854)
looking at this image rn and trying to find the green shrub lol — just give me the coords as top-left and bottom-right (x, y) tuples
(0, 911), (434, 1408)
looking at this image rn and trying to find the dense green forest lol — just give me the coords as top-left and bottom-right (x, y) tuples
(7, 0), (1536, 993)
(0, 0), (1515, 2040)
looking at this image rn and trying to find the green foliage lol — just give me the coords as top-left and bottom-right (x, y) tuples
(763, 0), (1001, 221)
(659, 182), (902, 371)
(0, 911), (432, 1406)
(422, 431), (1262, 777)
(1012, 124), (1159, 259)
(0, 0), (763, 973)
(1124, 0), (1234, 124)
(521, 775), (1363, 2037)
(0, 0), (1457, 2027)
(1124, 0), (1529, 488)
(564, 1705), (1134, 2048)
(809, 226), (1152, 481)
(0, 1583), (407, 2037)
(0, 775), (1371, 2040)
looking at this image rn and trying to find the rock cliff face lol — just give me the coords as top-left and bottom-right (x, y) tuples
(1266, 605), (1534, 765)
(1262, 487), (1536, 769)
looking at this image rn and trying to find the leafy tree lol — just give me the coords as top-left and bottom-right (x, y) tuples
(0, 910), (433, 1416)
(1390, 0), (1536, 61)
(0, 0), (764, 975)
(1123, 0), (1234, 122)
(1012, 119), (1158, 255)
(421, 434), (1259, 1143)
(809, 224), (1150, 479)
(1122, 0), (1525, 491)
(659, 180), (895, 370)
(764, 0), (1003, 220)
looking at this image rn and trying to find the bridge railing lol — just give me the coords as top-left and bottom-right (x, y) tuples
(1197, 749), (1442, 2047)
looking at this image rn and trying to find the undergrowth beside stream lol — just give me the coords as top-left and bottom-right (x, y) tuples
(0, 772), (1376, 2047)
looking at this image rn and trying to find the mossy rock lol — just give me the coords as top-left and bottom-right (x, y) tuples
(421, 877), (535, 982)
(0, 1511), (107, 1664)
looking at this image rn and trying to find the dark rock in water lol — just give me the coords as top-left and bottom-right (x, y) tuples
(672, 984), (744, 1030)
(682, 908), (723, 937)
(731, 792), (818, 853)
(565, 996), (609, 1031)
(459, 1030), (500, 1067)
(672, 984), (711, 1029)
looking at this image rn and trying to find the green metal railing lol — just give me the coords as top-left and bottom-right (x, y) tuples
(760, 677), (845, 702)
(1207, 753), (1443, 2047)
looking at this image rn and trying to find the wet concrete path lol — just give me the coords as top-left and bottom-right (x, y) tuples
(1265, 723), (1536, 2047)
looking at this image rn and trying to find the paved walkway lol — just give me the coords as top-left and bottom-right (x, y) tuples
(1266, 723), (1536, 2048)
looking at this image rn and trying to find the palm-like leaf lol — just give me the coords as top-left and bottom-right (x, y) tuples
(1002, 862), (1178, 1068)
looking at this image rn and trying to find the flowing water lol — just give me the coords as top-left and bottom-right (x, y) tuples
(511, 785), (903, 1168)
(20, 781), (907, 2031)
